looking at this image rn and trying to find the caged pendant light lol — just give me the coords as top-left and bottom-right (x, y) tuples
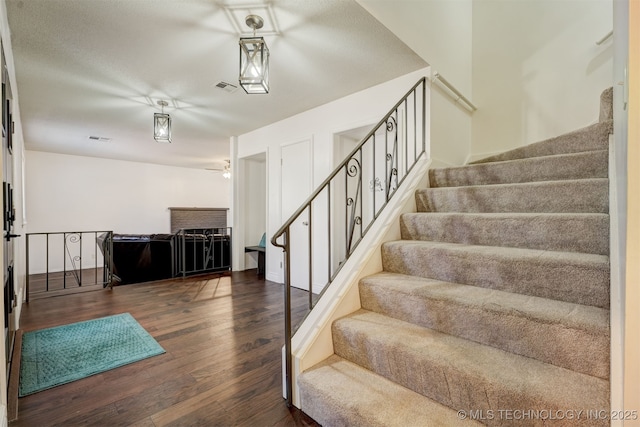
(154, 100), (171, 143)
(239, 15), (269, 94)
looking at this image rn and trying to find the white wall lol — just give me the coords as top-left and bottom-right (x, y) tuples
(358, 0), (612, 163)
(357, 0), (473, 167)
(235, 67), (429, 283)
(25, 151), (230, 234)
(471, 0), (613, 158)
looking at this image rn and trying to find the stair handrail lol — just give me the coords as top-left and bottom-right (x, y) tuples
(271, 77), (427, 407)
(432, 72), (477, 112)
(595, 30), (613, 45)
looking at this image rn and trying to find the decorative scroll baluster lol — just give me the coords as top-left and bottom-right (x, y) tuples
(64, 232), (82, 287)
(345, 156), (362, 255)
(385, 116), (399, 199)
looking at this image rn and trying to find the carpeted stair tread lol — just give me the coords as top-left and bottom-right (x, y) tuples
(415, 178), (609, 214)
(400, 212), (609, 255)
(359, 272), (609, 379)
(298, 354), (483, 427)
(430, 150), (607, 187)
(332, 310), (609, 427)
(599, 87), (613, 122)
(381, 240), (609, 308)
(470, 120), (612, 164)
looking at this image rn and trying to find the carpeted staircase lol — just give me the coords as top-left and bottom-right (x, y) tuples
(298, 88), (613, 426)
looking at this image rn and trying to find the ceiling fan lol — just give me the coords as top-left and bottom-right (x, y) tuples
(206, 160), (231, 179)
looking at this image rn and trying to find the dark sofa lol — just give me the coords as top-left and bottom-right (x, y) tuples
(108, 229), (231, 285)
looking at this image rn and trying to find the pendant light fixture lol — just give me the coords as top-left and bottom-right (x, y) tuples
(239, 15), (269, 94)
(154, 100), (171, 143)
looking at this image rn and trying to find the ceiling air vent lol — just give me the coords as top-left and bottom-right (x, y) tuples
(88, 136), (112, 142)
(215, 81), (238, 93)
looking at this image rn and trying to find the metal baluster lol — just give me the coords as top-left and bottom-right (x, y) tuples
(393, 113), (397, 196)
(385, 122), (389, 202)
(405, 98), (408, 177)
(25, 235), (30, 302)
(182, 230), (186, 278)
(109, 231), (114, 287)
(283, 228), (292, 407)
(416, 86), (420, 159)
(201, 232), (205, 273)
(79, 233), (82, 286)
(46, 233), (49, 292)
(228, 228), (233, 271)
(346, 158), (361, 254)
(308, 207), (313, 309)
(422, 80), (426, 155)
(373, 134), (377, 220)
(358, 148), (363, 241)
(344, 164), (348, 258)
(63, 233), (66, 289)
(327, 185), (332, 281)
(94, 232), (98, 286)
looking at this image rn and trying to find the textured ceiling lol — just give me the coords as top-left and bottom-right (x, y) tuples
(6, 0), (427, 169)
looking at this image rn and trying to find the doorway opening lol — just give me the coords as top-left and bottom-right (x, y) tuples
(241, 152), (267, 275)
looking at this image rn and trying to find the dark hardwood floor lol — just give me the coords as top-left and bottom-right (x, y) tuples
(10, 270), (320, 427)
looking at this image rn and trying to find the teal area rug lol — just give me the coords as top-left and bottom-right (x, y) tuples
(19, 313), (165, 396)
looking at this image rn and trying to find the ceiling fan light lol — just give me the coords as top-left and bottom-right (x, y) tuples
(223, 160), (231, 179)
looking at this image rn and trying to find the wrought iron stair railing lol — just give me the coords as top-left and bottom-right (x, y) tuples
(175, 227), (232, 277)
(271, 77), (427, 406)
(25, 230), (114, 301)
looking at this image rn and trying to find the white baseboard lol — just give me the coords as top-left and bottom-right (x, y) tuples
(0, 404), (7, 427)
(266, 271), (280, 283)
(465, 150), (504, 164)
(429, 157), (456, 168)
(608, 133), (624, 426)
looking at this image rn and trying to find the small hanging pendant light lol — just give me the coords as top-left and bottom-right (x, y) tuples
(239, 15), (269, 94)
(154, 100), (171, 143)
